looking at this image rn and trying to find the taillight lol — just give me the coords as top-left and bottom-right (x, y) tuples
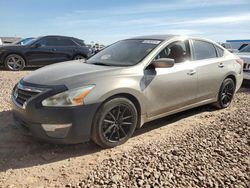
(236, 58), (244, 72)
(236, 58), (244, 66)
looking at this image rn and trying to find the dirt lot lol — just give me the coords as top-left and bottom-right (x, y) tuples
(0, 71), (249, 188)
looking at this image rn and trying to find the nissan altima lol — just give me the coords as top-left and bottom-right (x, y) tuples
(11, 35), (243, 148)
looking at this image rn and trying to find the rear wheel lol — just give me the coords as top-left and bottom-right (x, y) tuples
(5, 54), (25, 71)
(92, 98), (138, 148)
(214, 78), (235, 109)
(73, 55), (85, 60)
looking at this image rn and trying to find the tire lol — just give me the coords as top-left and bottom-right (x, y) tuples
(5, 54), (25, 71)
(214, 78), (235, 109)
(92, 97), (138, 148)
(73, 55), (85, 60)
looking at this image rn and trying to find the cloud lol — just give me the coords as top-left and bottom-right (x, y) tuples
(118, 13), (250, 27)
(55, 0), (249, 22)
(177, 13), (250, 25)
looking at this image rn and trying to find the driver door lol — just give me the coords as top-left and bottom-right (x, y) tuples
(26, 37), (62, 66)
(144, 40), (198, 118)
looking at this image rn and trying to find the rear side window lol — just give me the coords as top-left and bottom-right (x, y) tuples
(73, 38), (85, 46)
(192, 40), (217, 60)
(58, 38), (77, 46)
(215, 46), (224, 57)
(39, 37), (60, 46)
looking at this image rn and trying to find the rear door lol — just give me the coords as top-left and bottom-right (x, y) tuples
(145, 40), (198, 118)
(191, 39), (226, 101)
(56, 37), (80, 60)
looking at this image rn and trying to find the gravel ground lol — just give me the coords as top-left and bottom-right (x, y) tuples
(80, 104), (250, 188)
(0, 70), (249, 188)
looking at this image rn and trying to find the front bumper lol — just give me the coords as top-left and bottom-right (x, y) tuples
(243, 71), (250, 80)
(11, 81), (100, 144)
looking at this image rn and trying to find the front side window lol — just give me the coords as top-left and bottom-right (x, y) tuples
(155, 40), (190, 63)
(38, 37), (59, 47)
(87, 39), (162, 66)
(192, 40), (217, 60)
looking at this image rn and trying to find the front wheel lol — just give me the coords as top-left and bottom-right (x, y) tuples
(92, 98), (138, 148)
(5, 54), (26, 71)
(214, 78), (235, 109)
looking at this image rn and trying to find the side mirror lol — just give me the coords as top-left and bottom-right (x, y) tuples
(152, 58), (175, 68)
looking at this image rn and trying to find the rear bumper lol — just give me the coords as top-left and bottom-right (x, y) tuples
(235, 72), (244, 92)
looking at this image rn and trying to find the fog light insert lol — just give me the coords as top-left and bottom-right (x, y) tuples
(42, 123), (72, 131)
(41, 123), (72, 139)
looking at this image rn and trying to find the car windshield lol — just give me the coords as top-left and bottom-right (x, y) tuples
(239, 45), (250, 52)
(87, 39), (162, 66)
(15, 38), (36, 45)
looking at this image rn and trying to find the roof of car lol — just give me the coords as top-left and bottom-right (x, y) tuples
(128, 34), (179, 41)
(42, 35), (74, 38)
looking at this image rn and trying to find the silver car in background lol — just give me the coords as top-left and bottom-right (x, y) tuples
(12, 35), (243, 148)
(236, 44), (250, 80)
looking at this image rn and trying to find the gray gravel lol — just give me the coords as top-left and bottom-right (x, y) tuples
(0, 70), (249, 188)
(75, 89), (250, 188)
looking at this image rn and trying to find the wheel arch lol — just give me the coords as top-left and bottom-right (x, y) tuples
(225, 74), (236, 85)
(4, 52), (27, 65)
(72, 53), (87, 59)
(95, 92), (143, 129)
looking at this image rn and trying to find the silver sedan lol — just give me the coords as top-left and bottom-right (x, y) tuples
(12, 35), (243, 148)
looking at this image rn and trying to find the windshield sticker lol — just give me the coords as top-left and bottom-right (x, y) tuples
(142, 40), (161, 45)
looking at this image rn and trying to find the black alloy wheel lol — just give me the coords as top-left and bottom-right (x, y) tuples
(92, 98), (138, 148)
(215, 78), (235, 109)
(5, 54), (25, 71)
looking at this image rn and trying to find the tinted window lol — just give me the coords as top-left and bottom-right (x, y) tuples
(192, 40), (217, 60)
(240, 45), (250, 52)
(156, 40), (190, 63)
(215, 46), (224, 57)
(73, 38), (85, 46)
(38, 37), (59, 46)
(59, 38), (77, 46)
(87, 39), (161, 66)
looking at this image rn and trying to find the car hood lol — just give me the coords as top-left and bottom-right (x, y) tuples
(23, 60), (126, 88)
(0, 44), (26, 50)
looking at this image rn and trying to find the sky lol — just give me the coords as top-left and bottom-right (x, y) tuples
(0, 0), (250, 45)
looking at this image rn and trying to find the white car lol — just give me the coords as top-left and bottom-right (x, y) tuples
(0, 38), (3, 46)
(237, 45), (250, 80)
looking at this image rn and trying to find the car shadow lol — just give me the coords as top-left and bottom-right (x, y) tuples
(0, 104), (215, 172)
(241, 80), (250, 88)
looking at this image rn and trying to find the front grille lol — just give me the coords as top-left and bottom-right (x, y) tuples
(243, 62), (250, 72)
(13, 83), (42, 108)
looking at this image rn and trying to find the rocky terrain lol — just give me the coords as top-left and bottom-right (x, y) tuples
(0, 70), (249, 188)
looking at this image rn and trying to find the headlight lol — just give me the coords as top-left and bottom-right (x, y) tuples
(42, 85), (95, 107)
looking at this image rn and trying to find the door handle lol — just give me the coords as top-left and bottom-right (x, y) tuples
(187, 70), (196, 75)
(218, 63), (224, 68)
(50, 48), (57, 51)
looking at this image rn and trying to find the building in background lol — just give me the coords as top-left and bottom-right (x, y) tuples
(0, 37), (21, 45)
(224, 39), (250, 52)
